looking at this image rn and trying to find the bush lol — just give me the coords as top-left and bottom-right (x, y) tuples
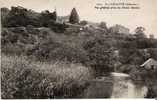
(29, 37), (89, 64)
(48, 21), (68, 33)
(119, 48), (147, 65)
(1, 54), (93, 99)
(117, 64), (135, 74)
(83, 36), (115, 76)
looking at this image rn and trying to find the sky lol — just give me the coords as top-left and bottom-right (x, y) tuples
(1, 0), (157, 37)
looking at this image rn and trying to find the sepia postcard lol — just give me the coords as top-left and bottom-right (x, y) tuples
(1, 0), (157, 99)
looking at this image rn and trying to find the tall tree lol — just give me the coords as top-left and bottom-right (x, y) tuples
(99, 22), (107, 29)
(99, 21), (108, 33)
(52, 11), (57, 21)
(149, 34), (154, 39)
(40, 10), (57, 27)
(6, 6), (29, 27)
(134, 27), (146, 38)
(69, 8), (79, 24)
(1, 7), (10, 27)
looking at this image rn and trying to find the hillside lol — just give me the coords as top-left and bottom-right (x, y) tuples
(1, 6), (157, 98)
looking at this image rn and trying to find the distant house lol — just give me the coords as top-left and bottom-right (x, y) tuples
(109, 24), (130, 34)
(140, 58), (157, 70)
(65, 23), (84, 33)
(84, 23), (99, 29)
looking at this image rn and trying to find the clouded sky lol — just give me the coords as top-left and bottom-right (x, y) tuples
(1, 0), (157, 37)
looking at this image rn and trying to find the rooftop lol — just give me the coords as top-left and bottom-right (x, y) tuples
(140, 58), (157, 67)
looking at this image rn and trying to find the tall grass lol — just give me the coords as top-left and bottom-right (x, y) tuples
(1, 54), (93, 99)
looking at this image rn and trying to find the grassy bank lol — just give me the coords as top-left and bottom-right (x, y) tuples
(1, 54), (93, 99)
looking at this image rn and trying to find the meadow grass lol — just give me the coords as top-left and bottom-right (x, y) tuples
(1, 54), (93, 99)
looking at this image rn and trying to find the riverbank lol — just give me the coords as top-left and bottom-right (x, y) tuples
(1, 54), (93, 99)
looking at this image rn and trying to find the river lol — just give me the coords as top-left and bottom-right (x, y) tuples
(111, 72), (148, 98)
(84, 72), (148, 98)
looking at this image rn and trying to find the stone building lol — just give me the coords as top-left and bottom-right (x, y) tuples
(109, 24), (130, 34)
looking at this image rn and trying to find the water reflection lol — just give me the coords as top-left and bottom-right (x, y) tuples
(111, 72), (148, 98)
(84, 72), (148, 98)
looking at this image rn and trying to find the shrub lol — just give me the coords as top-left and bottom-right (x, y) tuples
(117, 64), (135, 74)
(29, 37), (89, 64)
(1, 54), (93, 99)
(48, 21), (68, 33)
(6, 6), (30, 27)
(119, 48), (147, 65)
(83, 36), (115, 76)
